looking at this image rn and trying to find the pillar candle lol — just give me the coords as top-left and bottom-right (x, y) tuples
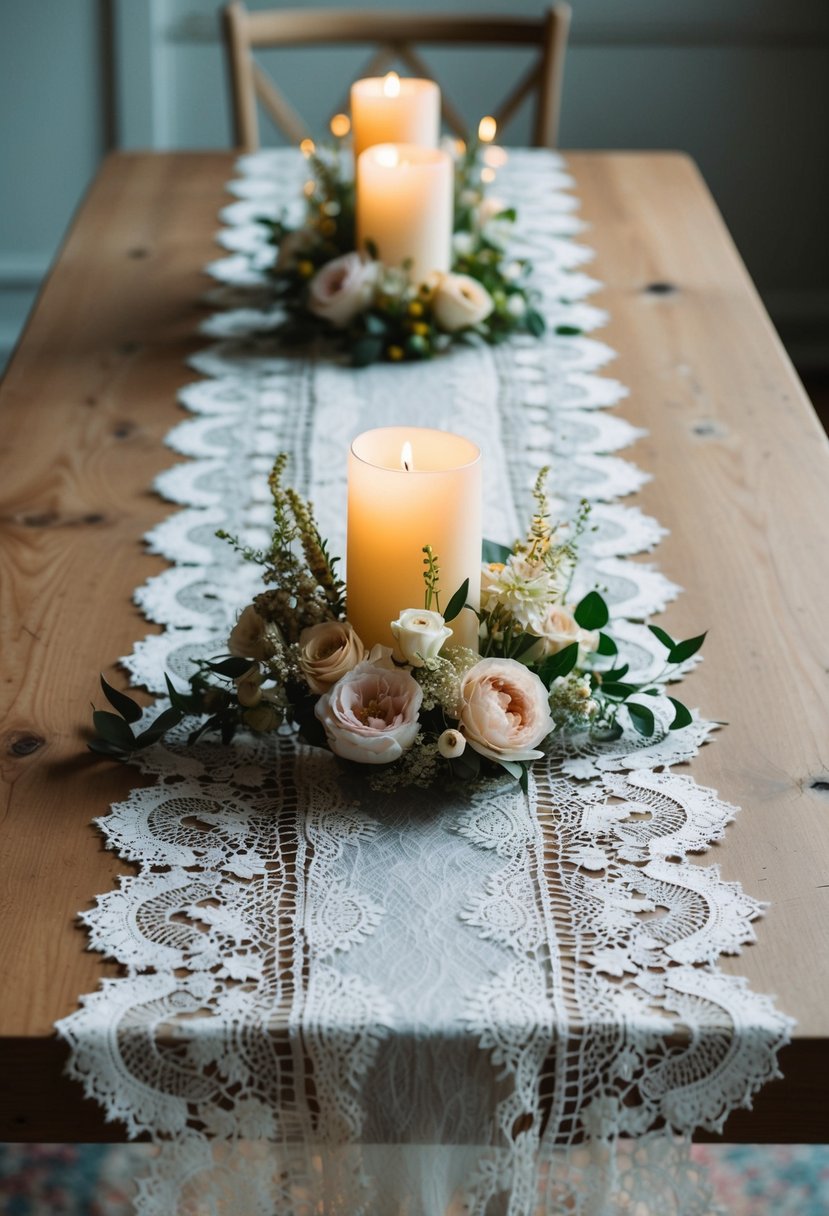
(347, 427), (482, 652)
(356, 144), (452, 283)
(350, 73), (440, 161)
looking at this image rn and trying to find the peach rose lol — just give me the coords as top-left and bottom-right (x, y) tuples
(432, 272), (494, 332)
(298, 620), (366, 694)
(459, 657), (554, 763)
(315, 662), (423, 765)
(523, 605), (599, 663)
(307, 252), (378, 328)
(228, 605), (278, 662)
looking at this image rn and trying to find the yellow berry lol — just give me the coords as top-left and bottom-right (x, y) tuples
(408, 299), (424, 318)
(296, 259), (314, 278)
(411, 321), (429, 337)
(387, 344), (405, 362)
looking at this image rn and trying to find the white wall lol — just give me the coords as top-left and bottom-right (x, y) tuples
(1, 0), (828, 370)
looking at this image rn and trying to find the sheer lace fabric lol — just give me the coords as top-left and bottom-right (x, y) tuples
(58, 150), (793, 1215)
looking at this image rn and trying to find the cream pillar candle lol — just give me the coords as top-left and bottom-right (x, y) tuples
(356, 144), (452, 283)
(350, 73), (440, 161)
(347, 427), (482, 652)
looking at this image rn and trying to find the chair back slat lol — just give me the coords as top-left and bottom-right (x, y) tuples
(223, 2), (571, 151)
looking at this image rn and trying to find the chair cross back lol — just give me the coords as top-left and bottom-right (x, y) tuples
(222, 3), (571, 151)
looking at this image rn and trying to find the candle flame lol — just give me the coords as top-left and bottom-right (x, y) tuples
(383, 71), (401, 98)
(375, 145), (399, 168)
(478, 115), (497, 144)
(299, 138), (316, 157)
(401, 441), (414, 472)
(329, 112), (351, 138)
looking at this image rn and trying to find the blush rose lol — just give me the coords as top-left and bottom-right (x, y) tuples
(314, 662), (423, 765)
(307, 252), (378, 328)
(459, 657), (554, 763)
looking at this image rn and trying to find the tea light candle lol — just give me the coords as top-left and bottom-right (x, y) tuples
(347, 427), (482, 652)
(350, 72), (440, 161)
(356, 144), (453, 283)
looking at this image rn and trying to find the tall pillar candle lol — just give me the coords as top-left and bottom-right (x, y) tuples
(356, 144), (452, 284)
(347, 427), (482, 652)
(350, 73), (440, 161)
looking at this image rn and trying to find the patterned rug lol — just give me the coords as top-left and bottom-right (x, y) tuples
(1, 1144), (828, 1214)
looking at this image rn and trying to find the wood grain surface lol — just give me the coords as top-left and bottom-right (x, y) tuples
(0, 151), (826, 1143)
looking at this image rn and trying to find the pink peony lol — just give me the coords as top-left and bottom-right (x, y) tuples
(315, 662), (422, 765)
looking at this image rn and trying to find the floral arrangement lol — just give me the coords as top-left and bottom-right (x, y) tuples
(91, 457), (705, 793)
(261, 135), (549, 366)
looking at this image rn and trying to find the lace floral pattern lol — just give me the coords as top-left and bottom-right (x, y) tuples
(57, 150), (793, 1215)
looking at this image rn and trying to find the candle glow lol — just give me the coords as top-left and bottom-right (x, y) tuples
(350, 75), (440, 160)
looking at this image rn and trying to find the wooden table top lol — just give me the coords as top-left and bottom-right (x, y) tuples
(0, 151), (827, 1144)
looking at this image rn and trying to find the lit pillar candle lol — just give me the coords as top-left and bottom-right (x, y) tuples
(347, 427), (482, 652)
(356, 144), (452, 283)
(350, 72), (440, 161)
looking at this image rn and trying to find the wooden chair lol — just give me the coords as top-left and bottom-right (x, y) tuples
(222, 3), (572, 151)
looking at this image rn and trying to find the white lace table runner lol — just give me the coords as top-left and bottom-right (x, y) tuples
(58, 150), (793, 1216)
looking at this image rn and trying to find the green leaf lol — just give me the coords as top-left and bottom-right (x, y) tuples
(667, 697), (693, 730)
(205, 656), (255, 679)
(444, 578), (470, 623)
(525, 309), (545, 337)
(493, 207), (517, 222)
(364, 238), (379, 260)
(599, 680), (638, 700)
(574, 591), (609, 630)
(648, 624), (675, 651)
(92, 710), (136, 752)
(134, 706), (184, 747)
(449, 748), (481, 781)
(165, 673), (197, 714)
(555, 324), (583, 336)
(482, 538), (512, 564)
(599, 663), (629, 682)
(87, 737), (129, 759)
(99, 675), (143, 724)
(537, 641), (579, 686)
(668, 632), (707, 664)
(596, 631), (617, 656)
(627, 701), (656, 737)
(351, 336), (384, 367)
(511, 631), (540, 660)
(499, 759), (524, 782)
(363, 311), (388, 336)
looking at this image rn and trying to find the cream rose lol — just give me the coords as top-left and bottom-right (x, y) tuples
(438, 728), (466, 759)
(307, 252), (378, 328)
(459, 657), (554, 763)
(228, 605), (278, 662)
(298, 620), (365, 694)
(432, 272), (494, 332)
(315, 662), (423, 765)
(523, 605), (599, 663)
(390, 608), (452, 667)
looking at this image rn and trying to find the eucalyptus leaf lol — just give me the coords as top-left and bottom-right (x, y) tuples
(596, 632), (617, 656)
(363, 312), (388, 336)
(599, 680), (637, 700)
(100, 675), (143, 724)
(574, 591), (609, 630)
(87, 737), (129, 759)
(134, 706), (184, 747)
(627, 702), (656, 737)
(444, 578), (470, 623)
(555, 324), (583, 336)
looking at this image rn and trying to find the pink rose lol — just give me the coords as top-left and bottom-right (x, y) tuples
(315, 662), (423, 765)
(307, 252), (378, 328)
(459, 658), (554, 763)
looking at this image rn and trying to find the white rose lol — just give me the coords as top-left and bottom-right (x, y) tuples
(390, 608), (453, 667)
(315, 662), (422, 765)
(432, 273), (494, 332)
(307, 252), (378, 328)
(438, 728), (466, 759)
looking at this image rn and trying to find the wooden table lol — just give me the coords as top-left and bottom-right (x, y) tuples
(1, 152), (827, 1144)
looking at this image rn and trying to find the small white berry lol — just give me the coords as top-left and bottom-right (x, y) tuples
(438, 729), (467, 759)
